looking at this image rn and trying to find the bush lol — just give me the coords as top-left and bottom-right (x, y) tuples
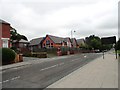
(2, 48), (16, 65)
(23, 52), (32, 57)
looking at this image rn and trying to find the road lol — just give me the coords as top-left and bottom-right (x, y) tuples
(2, 53), (102, 89)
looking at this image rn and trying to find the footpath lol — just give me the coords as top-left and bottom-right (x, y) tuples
(47, 51), (118, 88)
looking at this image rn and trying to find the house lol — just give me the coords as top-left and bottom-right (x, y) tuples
(62, 37), (72, 47)
(77, 38), (85, 47)
(71, 38), (78, 48)
(29, 37), (44, 51)
(42, 35), (72, 48)
(42, 35), (63, 48)
(0, 19), (11, 48)
(12, 39), (30, 52)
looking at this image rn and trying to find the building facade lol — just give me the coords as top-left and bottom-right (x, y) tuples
(0, 19), (11, 48)
(29, 37), (44, 51)
(42, 35), (72, 48)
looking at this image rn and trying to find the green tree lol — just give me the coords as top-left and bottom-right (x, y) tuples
(10, 28), (28, 43)
(85, 35), (101, 50)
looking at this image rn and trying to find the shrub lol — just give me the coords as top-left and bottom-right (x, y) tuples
(2, 48), (16, 65)
(22, 51), (32, 57)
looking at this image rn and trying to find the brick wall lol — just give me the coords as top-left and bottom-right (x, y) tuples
(0, 23), (11, 48)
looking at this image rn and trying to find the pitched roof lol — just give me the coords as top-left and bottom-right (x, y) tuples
(71, 38), (78, 45)
(13, 39), (30, 43)
(71, 38), (76, 43)
(47, 35), (64, 44)
(29, 37), (44, 46)
(19, 39), (30, 43)
(0, 19), (10, 25)
(77, 39), (85, 44)
(63, 37), (71, 42)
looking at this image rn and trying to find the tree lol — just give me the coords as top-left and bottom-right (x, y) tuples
(10, 28), (28, 42)
(85, 35), (101, 50)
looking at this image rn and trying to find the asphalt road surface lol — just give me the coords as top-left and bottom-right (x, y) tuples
(2, 53), (102, 89)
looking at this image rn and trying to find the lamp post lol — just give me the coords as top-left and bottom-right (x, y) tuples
(70, 30), (76, 53)
(71, 30), (76, 44)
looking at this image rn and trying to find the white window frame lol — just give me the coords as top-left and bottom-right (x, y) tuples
(2, 38), (9, 48)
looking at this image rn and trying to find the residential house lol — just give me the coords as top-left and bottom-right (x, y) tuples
(62, 37), (72, 47)
(77, 38), (85, 47)
(0, 19), (11, 48)
(71, 38), (78, 48)
(29, 37), (44, 51)
(42, 35), (72, 48)
(12, 39), (30, 52)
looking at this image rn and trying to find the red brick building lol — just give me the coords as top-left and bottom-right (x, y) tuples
(42, 34), (72, 48)
(0, 19), (11, 48)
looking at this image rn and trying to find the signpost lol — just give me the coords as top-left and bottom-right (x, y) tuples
(101, 36), (117, 59)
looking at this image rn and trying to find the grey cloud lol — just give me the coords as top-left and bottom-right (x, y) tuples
(1, 0), (118, 40)
(97, 18), (117, 29)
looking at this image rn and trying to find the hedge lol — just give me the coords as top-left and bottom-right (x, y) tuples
(2, 48), (16, 65)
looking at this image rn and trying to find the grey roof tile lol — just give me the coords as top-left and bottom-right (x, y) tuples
(29, 37), (44, 46)
(77, 39), (85, 43)
(47, 35), (64, 44)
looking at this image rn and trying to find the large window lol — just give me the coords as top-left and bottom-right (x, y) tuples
(46, 40), (50, 45)
(2, 38), (9, 48)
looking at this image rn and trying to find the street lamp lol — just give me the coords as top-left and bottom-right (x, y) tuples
(71, 30), (76, 44)
(70, 30), (76, 53)
(71, 30), (76, 39)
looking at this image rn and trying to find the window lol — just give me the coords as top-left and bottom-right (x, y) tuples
(51, 43), (53, 45)
(3, 40), (8, 48)
(2, 38), (9, 48)
(46, 40), (50, 45)
(51, 43), (53, 47)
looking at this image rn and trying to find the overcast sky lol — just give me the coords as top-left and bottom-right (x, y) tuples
(0, 0), (119, 41)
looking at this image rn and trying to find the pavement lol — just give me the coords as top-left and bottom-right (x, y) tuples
(47, 51), (118, 88)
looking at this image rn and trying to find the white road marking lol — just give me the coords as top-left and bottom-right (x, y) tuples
(11, 76), (20, 81)
(2, 76), (20, 83)
(3, 80), (9, 83)
(40, 64), (58, 71)
(71, 59), (80, 62)
(0, 82), (2, 84)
